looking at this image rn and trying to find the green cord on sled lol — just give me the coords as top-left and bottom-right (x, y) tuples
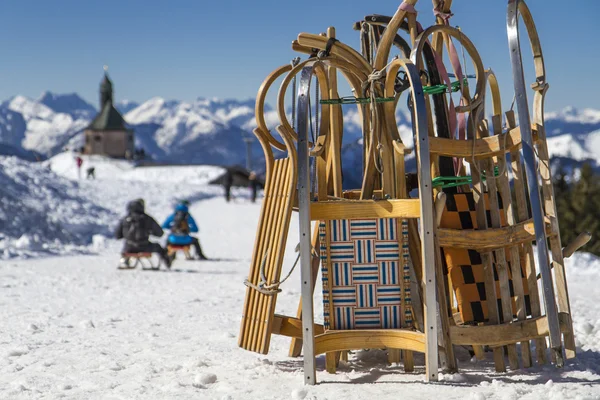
(423, 78), (469, 95)
(319, 79), (468, 105)
(432, 166), (500, 189)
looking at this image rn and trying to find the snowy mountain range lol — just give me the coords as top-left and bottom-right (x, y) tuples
(0, 91), (598, 175)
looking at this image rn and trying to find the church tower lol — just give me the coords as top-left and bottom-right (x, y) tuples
(83, 67), (134, 158)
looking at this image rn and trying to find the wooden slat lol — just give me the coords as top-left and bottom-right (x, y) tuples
(388, 349), (401, 365)
(327, 27), (343, 198)
(403, 350), (415, 372)
(325, 352), (339, 374)
(490, 113), (532, 368)
(239, 154), (278, 351)
(433, 193), (457, 372)
(360, 132), (376, 200)
(314, 330), (426, 355)
(472, 345), (485, 360)
(272, 314), (325, 338)
(342, 189), (384, 200)
(428, 125), (539, 159)
(260, 157), (296, 352)
(381, 127), (396, 198)
(246, 158), (282, 350)
(249, 158), (284, 352)
(470, 114), (505, 373)
(251, 158), (290, 352)
(506, 110), (547, 364)
(437, 218), (552, 250)
(535, 122), (577, 359)
(450, 313), (571, 346)
(310, 199), (421, 220)
(478, 119), (519, 370)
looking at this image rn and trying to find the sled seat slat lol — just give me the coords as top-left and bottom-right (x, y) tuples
(310, 199), (420, 221)
(122, 252), (152, 258)
(428, 124), (539, 159)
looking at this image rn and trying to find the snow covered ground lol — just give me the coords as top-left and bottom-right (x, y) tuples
(1, 154), (600, 399)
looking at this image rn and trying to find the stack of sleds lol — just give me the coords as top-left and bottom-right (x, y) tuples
(238, 0), (589, 384)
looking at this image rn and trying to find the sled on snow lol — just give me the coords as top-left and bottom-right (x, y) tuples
(118, 253), (161, 270)
(238, 0), (587, 385)
(167, 244), (193, 260)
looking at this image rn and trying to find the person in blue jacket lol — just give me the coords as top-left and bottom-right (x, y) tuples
(162, 201), (208, 260)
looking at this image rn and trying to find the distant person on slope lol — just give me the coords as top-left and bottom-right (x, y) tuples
(115, 199), (172, 267)
(75, 156), (83, 179)
(86, 166), (96, 179)
(162, 201), (208, 260)
(248, 171), (258, 203)
(224, 168), (233, 202)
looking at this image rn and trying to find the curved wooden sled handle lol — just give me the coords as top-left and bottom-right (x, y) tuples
(563, 232), (592, 258)
(536, 232), (593, 279)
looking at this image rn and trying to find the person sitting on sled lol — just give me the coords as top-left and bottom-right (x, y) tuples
(115, 199), (172, 268)
(162, 201), (208, 260)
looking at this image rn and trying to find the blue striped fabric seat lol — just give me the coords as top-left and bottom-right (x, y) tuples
(320, 218), (412, 330)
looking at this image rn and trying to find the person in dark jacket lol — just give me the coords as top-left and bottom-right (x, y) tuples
(115, 199), (172, 267)
(162, 202), (208, 260)
(86, 166), (96, 179)
(248, 171), (258, 203)
(224, 169), (233, 202)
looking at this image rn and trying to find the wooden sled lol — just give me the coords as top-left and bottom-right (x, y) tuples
(119, 252), (160, 270)
(292, 56), (442, 383)
(238, 61), (299, 354)
(167, 244), (193, 260)
(415, 5), (580, 371)
(240, 2), (452, 384)
(238, 0), (582, 387)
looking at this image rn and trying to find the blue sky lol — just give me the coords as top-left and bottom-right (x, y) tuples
(0, 1), (597, 112)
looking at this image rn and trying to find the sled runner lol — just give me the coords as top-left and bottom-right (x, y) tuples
(118, 253), (160, 270)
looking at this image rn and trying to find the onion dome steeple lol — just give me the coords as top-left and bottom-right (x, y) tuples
(100, 65), (113, 108)
(88, 65), (127, 131)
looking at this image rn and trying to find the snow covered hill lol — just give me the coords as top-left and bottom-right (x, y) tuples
(0, 106), (27, 150)
(37, 91), (96, 120)
(2, 94), (91, 156)
(1, 90), (600, 175)
(114, 99), (140, 115)
(0, 143), (44, 161)
(0, 156), (115, 258)
(0, 93), (263, 167)
(123, 97), (261, 166)
(546, 106), (600, 136)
